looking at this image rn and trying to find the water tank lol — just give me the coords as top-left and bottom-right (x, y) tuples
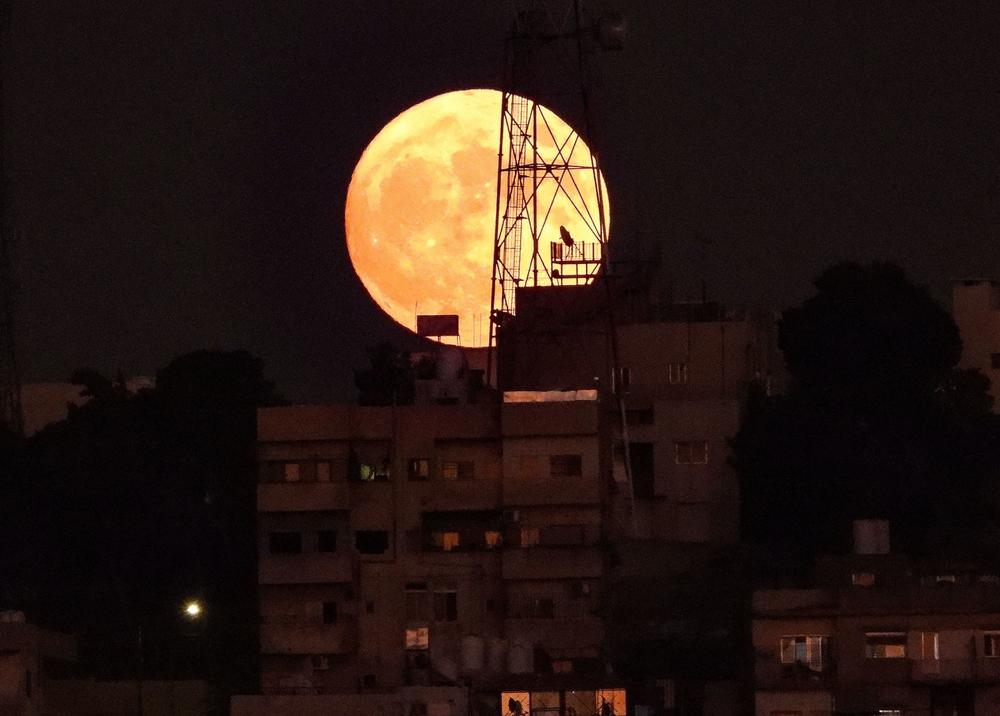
(461, 636), (485, 674)
(853, 519), (890, 555)
(507, 640), (533, 674)
(487, 638), (507, 674)
(435, 347), (466, 380)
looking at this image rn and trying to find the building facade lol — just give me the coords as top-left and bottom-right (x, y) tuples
(952, 278), (1000, 407)
(234, 293), (778, 716)
(753, 522), (1000, 716)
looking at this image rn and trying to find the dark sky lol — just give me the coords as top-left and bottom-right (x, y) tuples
(8, 2), (1000, 401)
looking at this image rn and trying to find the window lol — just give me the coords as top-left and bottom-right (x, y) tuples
(405, 626), (429, 650)
(405, 582), (430, 622)
(920, 631), (939, 660)
(485, 530), (503, 549)
(317, 530), (337, 552)
(779, 635), (828, 672)
(362, 674), (377, 689)
(550, 454), (583, 477)
(283, 463), (301, 482)
(877, 710), (902, 716)
(935, 574), (957, 585)
(316, 461), (331, 482)
(992, 352), (1000, 369)
(358, 462), (390, 481)
(441, 461), (474, 481)
(674, 440), (708, 465)
(269, 531), (302, 554)
(365, 600), (375, 614)
(442, 532), (460, 551)
(520, 527), (540, 547)
(984, 632), (1000, 657)
(528, 597), (554, 619)
(628, 442), (655, 499)
(667, 362), (688, 384)
(626, 408), (654, 425)
(355, 530), (389, 555)
(408, 458), (430, 481)
(552, 660), (573, 674)
(322, 601), (338, 624)
(852, 572), (875, 586)
(433, 588), (458, 622)
(612, 366), (631, 393)
(865, 632), (907, 659)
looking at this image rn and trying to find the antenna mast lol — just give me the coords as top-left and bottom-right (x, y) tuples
(486, 2), (616, 387)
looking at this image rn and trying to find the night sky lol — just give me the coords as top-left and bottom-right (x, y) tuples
(9, 2), (1000, 402)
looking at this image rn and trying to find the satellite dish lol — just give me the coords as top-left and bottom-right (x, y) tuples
(559, 225), (574, 247)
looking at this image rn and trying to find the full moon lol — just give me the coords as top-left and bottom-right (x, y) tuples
(345, 89), (608, 347)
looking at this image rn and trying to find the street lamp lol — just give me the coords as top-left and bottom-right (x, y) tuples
(182, 599), (203, 620)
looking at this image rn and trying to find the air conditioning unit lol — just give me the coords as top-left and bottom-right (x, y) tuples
(502, 509), (520, 524)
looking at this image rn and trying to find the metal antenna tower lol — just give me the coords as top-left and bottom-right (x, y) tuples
(0, 0), (23, 436)
(487, 1), (619, 385)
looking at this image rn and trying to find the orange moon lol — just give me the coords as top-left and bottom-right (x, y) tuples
(345, 89), (608, 347)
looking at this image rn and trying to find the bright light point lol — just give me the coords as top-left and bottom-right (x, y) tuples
(183, 600), (203, 618)
(345, 89), (609, 347)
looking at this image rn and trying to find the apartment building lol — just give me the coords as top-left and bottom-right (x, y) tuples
(232, 287), (777, 716)
(753, 521), (1000, 716)
(953, 279), (1000, 407)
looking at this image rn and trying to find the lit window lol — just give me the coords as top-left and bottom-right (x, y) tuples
(877, 710), (902, 716)
(442, 532), (460, 551)
(405, 626), (429, 650)
(283, 463), (301, 482)
(432, 531), (461, 552)
(667, 362), (688, 384)
(408, 458), (430, 481)
(485, 530), (503, 549)
(779, 635), (828, 672)
(852, 572), (875, 586)
(316, 461), (331, 482)
(520, 527), (540, 547)
(984, 632), (1000, 657)
(920, 631), (939, 660)
(441, 461), (474, 480)
(550, 454), (583, 477)
(935, 574), (957, 585)
(674, 441), (708, 464)
(865, 632), (907, 659)
(358, 462), (390, 481)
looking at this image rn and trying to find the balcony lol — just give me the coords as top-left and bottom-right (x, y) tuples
(502, 546), (603, 580)
(911, 658), (1000, 683)
(415, 479), (502, 512)
(503, 476), (600, 506)
(258, 553), (353, 585)
(259, 621), (356, 655)
(257, 482), (350, 512)
(753, 659), (836, 690)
